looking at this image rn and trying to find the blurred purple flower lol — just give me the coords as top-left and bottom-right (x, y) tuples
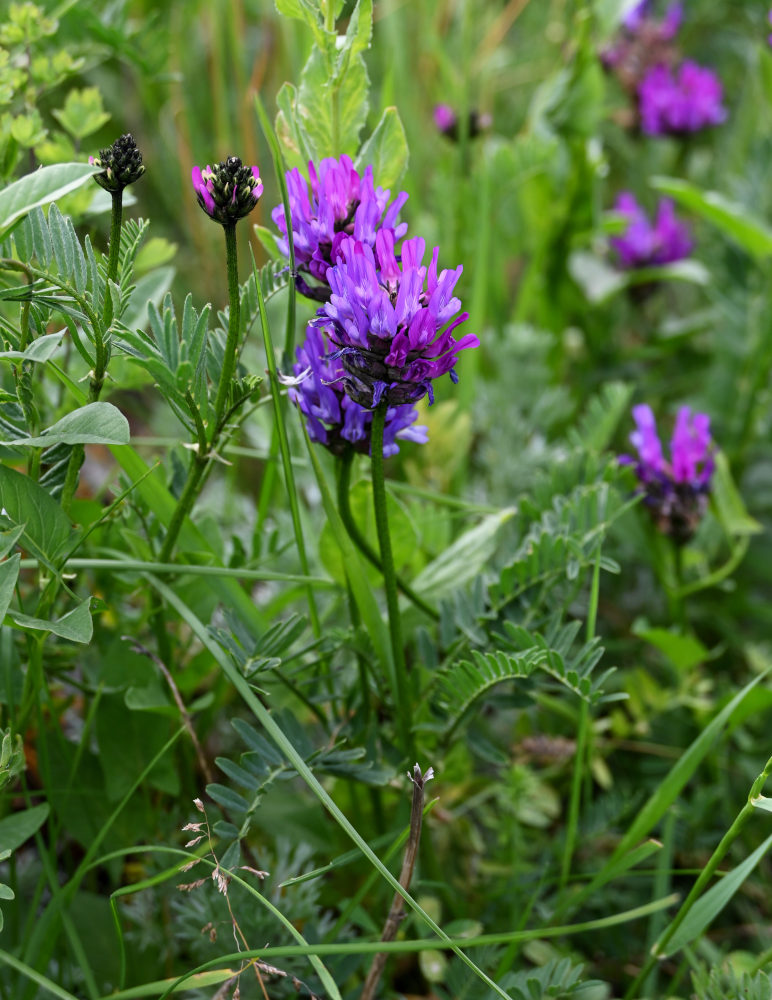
(289, 325), (428, 457)
(768, 9), (772, 45)
(319, 234), (478, 409)
(433, 104), (492, 141)
(638, 60), (726, 135)
(621, 404), (714, 543)
(622, 0), (681, 38)
(610, 192), (693, 269)
(602, 2), (682, 74)
(191, 156), (262, 225)
(272, 155), (408, 301)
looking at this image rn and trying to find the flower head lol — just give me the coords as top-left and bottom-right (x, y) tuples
(601, 2), (682, 80)
(191, 156), (263, 225)
(320, 233), (478, 409)
(638, 60), (726, 135)
(89, 133), (145, 192)
(272, 155), (408, 301)
(610, 192), (693, 268)
(621, 404), (714, 543)
(289, 325), (428, 457)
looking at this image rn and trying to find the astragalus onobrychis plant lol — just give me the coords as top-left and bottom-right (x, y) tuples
(2, 1), (772, 998)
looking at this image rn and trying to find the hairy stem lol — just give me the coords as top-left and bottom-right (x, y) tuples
(370, 402), (413, 757)
(211, 222), (240, 436)
(337, 448), (439, 621)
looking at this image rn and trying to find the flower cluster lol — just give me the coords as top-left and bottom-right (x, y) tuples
(638, 61), (726, 135)
(272, 155), (407, 302)
(320, 233), (478, 409)
(610, 192), (693, 269)
(621, 404), (714, 543)
(433, 104), (492, 142)
(289, 325), (428, 457)
(89, 133), (145, 192)
(601, 2), (726, 136)
(191, 156), (263, 225)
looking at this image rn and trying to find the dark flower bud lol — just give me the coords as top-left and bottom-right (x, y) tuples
(191, 156), (263, 226)
(89, 133), (145, 192)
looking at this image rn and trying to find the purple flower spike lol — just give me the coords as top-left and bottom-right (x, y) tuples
(621, 404), (714, 543)
(289, 325), (428, 457)
(610, 192), (693, 269)
(434, 104), (457, 132)
(638, 60), (727, 135)
(320, 234), (478, 410)
(191, 156), (262, 225)
(272, 156), (408, 302)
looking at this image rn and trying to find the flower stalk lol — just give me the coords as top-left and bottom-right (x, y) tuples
(370, 401), (413, 756)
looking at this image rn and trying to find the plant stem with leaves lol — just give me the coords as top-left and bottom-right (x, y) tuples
(370, 401), (413, 758)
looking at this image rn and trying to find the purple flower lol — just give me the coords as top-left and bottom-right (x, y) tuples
(621, 404), (714, 543)
(319, 233), (479, 409)
(768, 9), (772, 45)
(638, 60), (727, 135)
(434, 104), (457, 133)
(610, 192), (693, 268)
(289, 325), (428, 457)
(622, 1), (682, 38)
(271, 155), (408, 301)
(192, 156), (263, 225)
(602, 2), (682, 74)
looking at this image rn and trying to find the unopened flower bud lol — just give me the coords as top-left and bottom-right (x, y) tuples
(89, 133), (145, 192)
(191, 156), (263, 226)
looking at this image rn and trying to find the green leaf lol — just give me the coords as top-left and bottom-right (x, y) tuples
(0, 464), (72, 564)
(0, 162), (100, 239)
(711, 451), (762, 537)
(569, 250), (709, 305)
(298, 48), (369, 159)
(0, 802), (49, 853)
(412, 508), (516, 599)
(355, 107), (409, 188)
(0, 523), (24, 560)
(5, 600), (93, 643)
(6, 402), (130, 447)
(656, 831), (772, 957)
(601, 668), (771, 874)
(0, 331), (65, 364)
(651, 176), (772, 259)
(51, 87), (111, 140)
(632, 624), (709, 672)
(254, 223), (285, 262)
(0, 553), (20, 623)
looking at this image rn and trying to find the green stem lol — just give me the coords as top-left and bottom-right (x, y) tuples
(211, 223), (240, 437)
(157, 456), (209, 564)
(102, 190), (123, 327)
(370, 402), (413, 758)
(59, 192), (123, 513)
(337, 448), (439, 621)
(625, 752), (772, 999)
(560, 545), (601, 891)
(252, 252), (321, 640)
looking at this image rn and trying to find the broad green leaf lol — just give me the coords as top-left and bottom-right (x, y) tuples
(0, 553), (20, 623)
(298, 48), (369, 158)
(412, 508), (515, 599)
(632, 624), (709, 672)
(752, 796), (772, 814)
(0, 162), (100, 239)
(0, 802), (49, 853)
(6, 402), (130, 447)
(5, 600), (93, 643)
(651, 176), (772, 259)
(0, 523), (24, 560)
(711, 451), (762, 537)
(355, 107), (408, 189)
(656, 831), (772, 957)
(0, 464), (72, 563)
(0, 331), (65, 364)
(95, 694), (180, 801)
